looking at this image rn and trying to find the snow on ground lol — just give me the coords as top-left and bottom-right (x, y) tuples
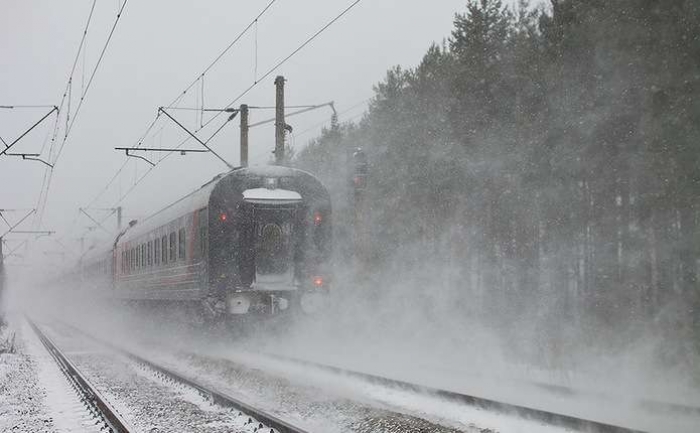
(42, 321), (283, 433)
(0, 316), (103, 433)
(95, 328), (485, 433)
(172, 348), (573, 433)
(20, 319), (107, 433)
(244, 325), (700, 433)
(120, 320), (700, 433)
(0, 319), (54, 432)
(31, 299), (700, 433)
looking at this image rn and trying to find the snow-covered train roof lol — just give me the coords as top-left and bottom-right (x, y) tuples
(242, 188), (302, 203)
(118, 165), (320, 243)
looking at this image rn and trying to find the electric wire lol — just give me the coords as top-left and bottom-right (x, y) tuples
(168, 0), (278, 108)
(35, 0), (128, 232)
(165, 104), (322, 111)
(83, 0), (279, 211)
(0, 212), (11, 228)
(0, 105), (58, 109)
(295, 98), (369, 137)
(53, 0), (129, 166)
(28, 0), (102, 230)
(144, 0), (365, 162)
(113, 0), (364, 208)
(95, 0), (365, 221)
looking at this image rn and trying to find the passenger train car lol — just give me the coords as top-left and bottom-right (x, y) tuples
(76, 166), (332, 319)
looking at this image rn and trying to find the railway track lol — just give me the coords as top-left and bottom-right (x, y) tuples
(53, 320), (310, 433)
(26, 318), (133, 433)
(48, 318), (688, 433)
(234, 352), (649, 433)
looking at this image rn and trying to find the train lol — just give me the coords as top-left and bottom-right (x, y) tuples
(74, 165), (332, 320)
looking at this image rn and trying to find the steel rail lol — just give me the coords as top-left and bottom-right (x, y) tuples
(59, 322), (310, 433)
(26, 318), (133, 433)
(252, 353), (647, 433)
(276, 355), (700, 418)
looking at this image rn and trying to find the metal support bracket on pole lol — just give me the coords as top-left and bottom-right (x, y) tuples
(0, 106), (58, 157)
(158, 107), (235, 170)
(115, 147), (209, 167)
(4, 153), (53, 168)
(0, 209), (37, 238)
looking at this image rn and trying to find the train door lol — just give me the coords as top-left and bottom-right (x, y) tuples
(252, 205), (297, 289)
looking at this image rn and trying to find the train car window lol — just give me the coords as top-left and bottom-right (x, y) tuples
(154, 238), (160, 266)
(147, 241), (153, 266)
(131, 248), (135, 270)
(199, 226), (207, 257)
(162, 235), (168, 263)
(141, 244), (146, 268)
(198, 209), (207, 258)
(169, 232), (176, 261)
(178, 228), (186, 260)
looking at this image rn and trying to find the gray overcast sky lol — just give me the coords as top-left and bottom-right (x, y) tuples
(1, 0), (523, 266)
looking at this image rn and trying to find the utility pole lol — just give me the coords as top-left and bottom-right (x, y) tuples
(240, 104), (249, 167)
(274, 76), (286, 165)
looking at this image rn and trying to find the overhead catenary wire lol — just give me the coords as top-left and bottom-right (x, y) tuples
(167, 0), (279, 110)
(83, 113), (163, 210)
(83, 0), (279, 212)
(294, 97), (370, 138)
(93, 0), (365, 223)
(0, 105), (59, 109)
(0, 212), (11, 228)
(36, 0), (128, 233)
(189, 0), (365, 133)
(0, 106), (58, 157)
(165, 104), (324, 111)
(133, 0), (366, 167)
(52, 0), (129, 166)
